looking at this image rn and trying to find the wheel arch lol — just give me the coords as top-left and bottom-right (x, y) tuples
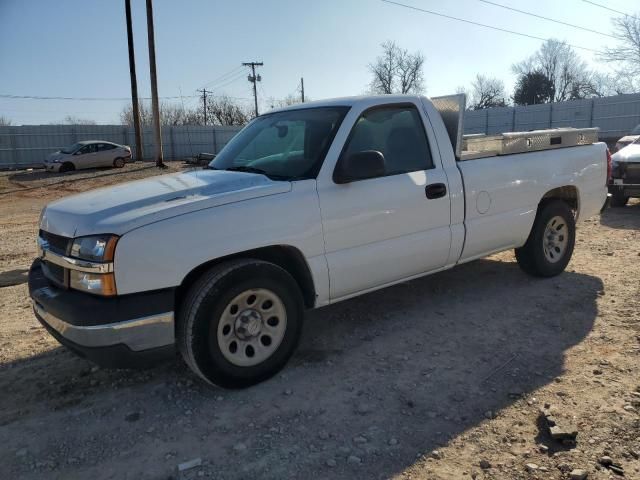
(175, 245), (317, 311)
(540, 185), (580, 216)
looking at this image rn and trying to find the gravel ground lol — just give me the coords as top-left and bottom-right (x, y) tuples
(0, 165), (639, 479)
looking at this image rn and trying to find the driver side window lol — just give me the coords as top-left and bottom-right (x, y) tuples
(78, 144), (96, 155)
(341, 105), (433, 177)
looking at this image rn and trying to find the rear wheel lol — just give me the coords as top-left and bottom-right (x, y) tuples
(515, 200), (575, 277)
(177, 259), (304, 388)
(113, 157), (125, 168)
(610, 189), (629, 207)
(59, 162), (75, 173)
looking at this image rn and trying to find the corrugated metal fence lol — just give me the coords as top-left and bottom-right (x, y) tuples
(0, 124), (242, 169)
(464, 93), (640, 139)
(3, 92), (640, 169)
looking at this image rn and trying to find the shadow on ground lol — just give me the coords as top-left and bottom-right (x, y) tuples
(600, 198), (640, 230)
(0, 268), (29, 287)
(0, 258), (603, 479)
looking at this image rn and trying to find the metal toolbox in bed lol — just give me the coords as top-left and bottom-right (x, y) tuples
(462, 128), (599, 157)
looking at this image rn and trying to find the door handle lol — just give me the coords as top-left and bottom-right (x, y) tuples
(425, 183), (447, 199)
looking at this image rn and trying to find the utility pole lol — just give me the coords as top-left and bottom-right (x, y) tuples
(197, 88), (210, 125)
(300, 77), (305, 103)
(145, 0), (165, 168)
(124, 0), (143, 162)
(242, 62), (263, 117)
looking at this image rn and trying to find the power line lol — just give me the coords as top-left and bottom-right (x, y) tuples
(0, 94), (197, 101)
(380, 0), (603, 53)
(477, 0), (616, 38)
(199, 65), (245, 90)
(0, 93), (250, 101)
(581, 0), (635, 17)
(204, 71), (248, 92)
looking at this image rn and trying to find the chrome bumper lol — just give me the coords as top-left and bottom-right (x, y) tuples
(33, 301), (175, 352)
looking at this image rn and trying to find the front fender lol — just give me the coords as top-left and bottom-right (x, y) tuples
(113, 181), (328, 301)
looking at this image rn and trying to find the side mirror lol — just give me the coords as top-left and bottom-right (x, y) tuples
(334, 150), (386, 184)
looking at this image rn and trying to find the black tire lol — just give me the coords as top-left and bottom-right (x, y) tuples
(113, 157), (125, 168)
(177, 259), (304, 388)
(515, 200), (576, 277)
(610, 189), (629, 207)
(59, 162), (75, 173)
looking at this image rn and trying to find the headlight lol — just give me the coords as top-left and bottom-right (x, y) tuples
(70, 235), (118, 262)
(69, 235), (119, 296)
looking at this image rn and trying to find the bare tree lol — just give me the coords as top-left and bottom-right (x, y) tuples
(369, 41), (425, 94)
(267, 93), (311, 110)
(121, 101), (190, 126)
(121, 102), (153, 126)
(0, 116), (11, 126)
(55, 115), (97, 125)
(206, 96), (250, 126)
(513, 40), (596, 102)
(121, 97), (250, 127)
(468, 74), (508, 109)
(600, 14), (640, 92)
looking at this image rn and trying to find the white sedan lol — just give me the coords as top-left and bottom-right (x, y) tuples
(44, 141), (132, 173)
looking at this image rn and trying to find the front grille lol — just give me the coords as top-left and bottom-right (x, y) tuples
(42, 260), (67, 287)
(39, 230), (71, 287)
(39, 230), (70, 256)
(624, 164), (640, 184)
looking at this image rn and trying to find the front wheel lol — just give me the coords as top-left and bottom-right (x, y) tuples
(59, 162), (75, 173)
(177, 259), (304, 388)
(515, 200), (576, 277)
(113, 157), (125, 168)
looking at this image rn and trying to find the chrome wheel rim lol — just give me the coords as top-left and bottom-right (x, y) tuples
(543, 215), (569, 263)
(217, 288), (287, 367)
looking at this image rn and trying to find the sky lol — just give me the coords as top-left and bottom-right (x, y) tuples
(0, 0), (637, 125)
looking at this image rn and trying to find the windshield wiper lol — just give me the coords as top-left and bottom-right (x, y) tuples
(224, 166), (294, 181)
(225, 165), (270, 175)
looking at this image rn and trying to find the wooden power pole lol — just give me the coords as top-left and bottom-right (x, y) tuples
(145, 0), (164, 168)
(300, 77), (305, 103)
(124, 0), (143, 162)
(242, 62), (263, 117)
(197, 88), (210, 125)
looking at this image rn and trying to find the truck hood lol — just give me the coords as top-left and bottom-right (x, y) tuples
(612, 143), (640, 164)
(40, 170), (292, 237)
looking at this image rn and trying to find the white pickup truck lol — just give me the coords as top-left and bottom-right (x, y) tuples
(29, 94), (609, 388)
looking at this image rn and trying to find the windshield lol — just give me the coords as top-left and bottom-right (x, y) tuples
(61, 142), (83, 154)
(210, 106), (349, 180)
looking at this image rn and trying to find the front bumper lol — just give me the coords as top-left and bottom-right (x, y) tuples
(28, 259), (176, 368)
(608, 183), (640, 198)
(43, 162), (61, 172)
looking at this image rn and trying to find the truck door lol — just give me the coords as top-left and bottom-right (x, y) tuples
(317, 102), (452, 301)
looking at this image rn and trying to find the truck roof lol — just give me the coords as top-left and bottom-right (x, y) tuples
(268, 94), (426, 114)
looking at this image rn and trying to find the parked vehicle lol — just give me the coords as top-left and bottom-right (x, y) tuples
(609, 137), (640, 207)
(614, 124), (640, 152)
(44, 140), (131, 172)
(29, 94), (608, 388)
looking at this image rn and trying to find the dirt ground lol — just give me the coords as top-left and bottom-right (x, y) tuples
(0, 164), (639, 480)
